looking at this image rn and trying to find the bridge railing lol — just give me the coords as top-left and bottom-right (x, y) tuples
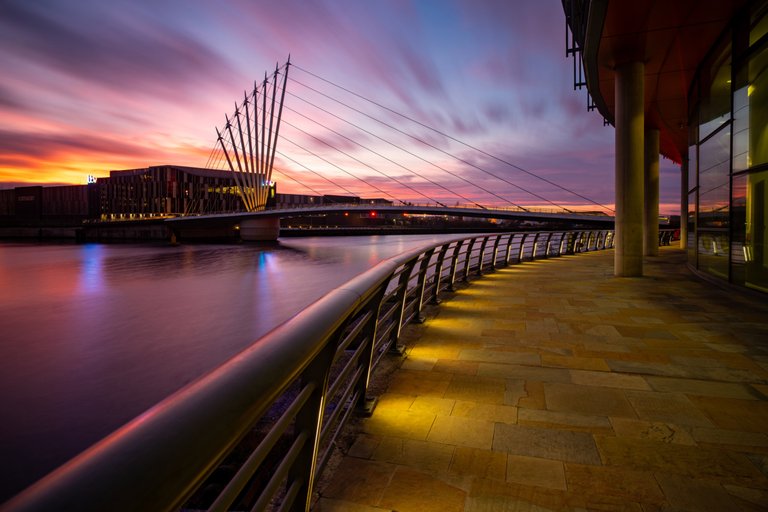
(6, 229), (626, 512)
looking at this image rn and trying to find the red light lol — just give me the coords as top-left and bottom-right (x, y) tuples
(344, 212), (349, 216)
(370, 211), (377, 217)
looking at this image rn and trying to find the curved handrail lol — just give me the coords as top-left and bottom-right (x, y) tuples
(5, 229), (619, 512)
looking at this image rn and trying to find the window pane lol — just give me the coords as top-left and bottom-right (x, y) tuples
(699, 41), (732, 140)
(698, 229), (729, 279)
(731, 173), (747, 285)
(749, 43), (768, 168)
(752, 4), (768, 46)
(745, 169), (768, 292)
(687, 190), (697, 265)
(688, 138), (697, 193)
(733, 85), (749, 172)
(698, 126), (730, 228)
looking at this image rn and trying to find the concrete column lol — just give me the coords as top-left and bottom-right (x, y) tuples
(643, 128), (660, 256)
(614, 61), (645, 276)
(680, 157), (688, 250)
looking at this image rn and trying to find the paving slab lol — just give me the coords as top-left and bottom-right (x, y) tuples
(608, 417), (696, 445)
(379, 466), (467, 512)
(623, 389), (714, 426)
(568, 369), (651, 390)
(506, 455), (566, 491)
(449, 446), (507, 481)
(517, 408), (613, 435)
(645, 375), (759, 399)
(371, 437), (455, 472)
(543, 382), (636, 418)
(428, 415), (495, 450)
(493, 424), (602, 465)
(564, 463), (664, 505)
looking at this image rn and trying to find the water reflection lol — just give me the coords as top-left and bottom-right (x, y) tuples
(0, 233), (461, 501)
(78, 244), (104, 294)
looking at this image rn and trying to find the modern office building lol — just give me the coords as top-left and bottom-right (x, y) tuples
(564, 0), (767, 293)
(97, 165), (254, 218)
(96, 166), (392, 218)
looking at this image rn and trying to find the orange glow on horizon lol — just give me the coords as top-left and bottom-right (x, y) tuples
(0, 140), (211, 185)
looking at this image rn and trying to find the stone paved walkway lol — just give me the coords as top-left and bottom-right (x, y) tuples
(316, 246), (768, 511)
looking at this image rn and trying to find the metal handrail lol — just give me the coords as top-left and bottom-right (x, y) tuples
(6, 229), (621, 512)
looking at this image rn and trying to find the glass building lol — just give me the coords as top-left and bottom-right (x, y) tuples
(689, 4), (768, 292)
(564, 0), (767, 293)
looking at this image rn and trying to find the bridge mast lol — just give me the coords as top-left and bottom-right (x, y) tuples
(215, 57), (290, 212)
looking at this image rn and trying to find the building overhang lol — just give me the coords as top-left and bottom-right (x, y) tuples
(582, 0), (748, 163)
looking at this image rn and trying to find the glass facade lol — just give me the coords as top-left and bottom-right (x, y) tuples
(689, 3), (768, 293)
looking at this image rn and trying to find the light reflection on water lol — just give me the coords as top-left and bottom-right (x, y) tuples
(0, 233), (459, 501)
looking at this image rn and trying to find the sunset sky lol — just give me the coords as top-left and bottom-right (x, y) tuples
(0, 0), (682, 213)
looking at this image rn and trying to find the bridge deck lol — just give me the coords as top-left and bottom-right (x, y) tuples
(316, 245), (768, 511)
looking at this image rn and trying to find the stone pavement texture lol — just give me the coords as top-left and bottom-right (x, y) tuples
(316, 246), (768, 511)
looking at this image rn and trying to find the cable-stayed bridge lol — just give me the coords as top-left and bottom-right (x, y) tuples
(179, 57), (614, 239)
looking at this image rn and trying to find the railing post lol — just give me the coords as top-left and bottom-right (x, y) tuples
(518, 233), (528, 262)
(565, 232), (575, 254)
(356, 290), (387, 416)
(544, 232), (554, 258)
(413, 249), (435, 323)
(532, 233), (542, 260)
(432, 244), (450, 304)
(288, 338), (336, 512)
(491, 234), (502, 270)
(477, 237), (489, 274)
(448, 240), (465, 291)
(463, 238), (476, 281)
(558, 231), (566, 256)
(390, 259), (418, 353)
(504, 233), (516, 265)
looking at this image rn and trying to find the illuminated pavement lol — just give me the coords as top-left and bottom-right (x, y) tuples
(316, 245), (768, 511)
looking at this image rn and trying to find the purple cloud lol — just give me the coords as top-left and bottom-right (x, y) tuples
(0, 2), (237, 102)
(0, 129), (155, 160)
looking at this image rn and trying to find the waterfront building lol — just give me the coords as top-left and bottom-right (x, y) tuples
(0, 185), (98, 226)
(97, 165), (392, 218)
(97, 165), (256, 218)
(0, 165), (392, 228)
(564, 0), (767, 293)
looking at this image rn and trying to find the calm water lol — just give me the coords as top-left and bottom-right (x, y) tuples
(0, 234), (460, 501)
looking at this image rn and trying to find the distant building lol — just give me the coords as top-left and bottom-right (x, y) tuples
(1, 165), (391, 227)
(97, 165), (245, 219)
(97, 165), (390, 218)
(0, 185), (98, 226)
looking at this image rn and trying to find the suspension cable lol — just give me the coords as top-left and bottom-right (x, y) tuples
(282, 118), (447, 207)
(292, 64), (613, 213)
(279, 89), (532, 210)
(286, 75), (558, 210)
